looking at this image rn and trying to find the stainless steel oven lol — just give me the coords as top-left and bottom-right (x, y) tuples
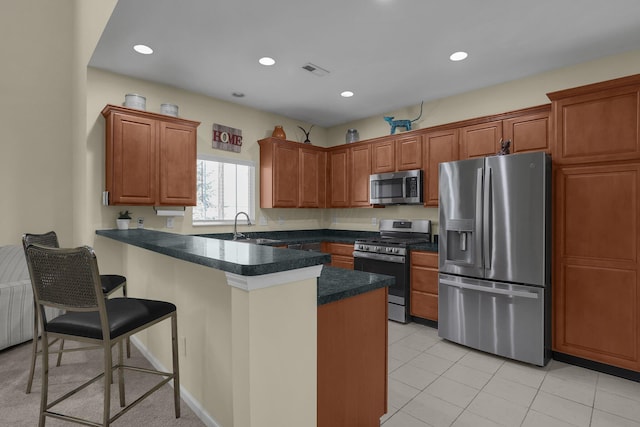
(353, 219), (431, 323)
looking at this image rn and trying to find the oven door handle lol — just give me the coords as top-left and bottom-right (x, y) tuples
(439, 278), (539, 299)
(352, 251), (405, 264)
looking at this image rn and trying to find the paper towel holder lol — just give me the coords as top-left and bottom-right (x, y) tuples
(153, 206), (186, 217)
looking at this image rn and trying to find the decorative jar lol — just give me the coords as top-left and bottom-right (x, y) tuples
(272, 125), (286, 139)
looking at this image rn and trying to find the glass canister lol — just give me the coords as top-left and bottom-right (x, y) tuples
(345, 128), (359, 144)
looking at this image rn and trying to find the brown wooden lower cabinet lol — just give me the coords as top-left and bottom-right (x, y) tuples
(318, 287), (388, 427)
(321, 242), (354, 269)
(410, 251), (439, 321)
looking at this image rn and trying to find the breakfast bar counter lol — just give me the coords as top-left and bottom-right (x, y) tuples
(95, 229), (394, 305)
(95, 229), (392, 427)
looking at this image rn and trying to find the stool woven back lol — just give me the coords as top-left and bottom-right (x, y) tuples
(26, 244), (103, 314)
(23, 231), (60, 250)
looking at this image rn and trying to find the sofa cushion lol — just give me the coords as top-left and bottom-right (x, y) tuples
(0, 245), (60, 350)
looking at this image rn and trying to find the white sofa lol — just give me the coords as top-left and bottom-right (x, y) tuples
(0, 245), (59, 351)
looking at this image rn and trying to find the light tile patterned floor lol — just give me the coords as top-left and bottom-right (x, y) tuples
(382, 321), (640, 427)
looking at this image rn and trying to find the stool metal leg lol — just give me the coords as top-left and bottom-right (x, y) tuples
(27, 303), (66, 394)
(26, 300), (39, 394)
(118, 340), (125, 407)
(123, 284), (131, 359)
(38, 331), (50, 427)
(172, 313), (181, 418)
(103, 340), (113, 426)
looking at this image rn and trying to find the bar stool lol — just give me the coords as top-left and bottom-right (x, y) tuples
(22, 231), (128, 394)
(24, 243), (180, 426)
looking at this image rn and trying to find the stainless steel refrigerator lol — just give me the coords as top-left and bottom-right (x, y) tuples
(438, 151), (551, 366)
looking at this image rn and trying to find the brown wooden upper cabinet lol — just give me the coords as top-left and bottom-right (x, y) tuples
(460, 120), (503, 159)
(503, 111), (551, 154)
(371, 135), (423, 173)
(459, 106), (551, 159)
(371, 140), (395, 174)
(548, 78), (640, 164)
(102, 104), (200, 206)
(423, 129), (459, 207)
(300, 146), (327, 208)
(395, 135), (423, 171)
(349, 143), (372, 207)
(259, 138), (326, 208)
(328, 147), (350, 208)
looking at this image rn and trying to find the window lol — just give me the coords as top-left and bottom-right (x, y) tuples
(193, 155), (255, 225)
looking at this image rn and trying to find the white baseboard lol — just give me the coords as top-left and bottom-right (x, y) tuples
(130, 336), (222, 427)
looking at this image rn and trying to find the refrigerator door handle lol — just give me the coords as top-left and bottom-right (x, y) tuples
(483, 166), (492, 270)
(440, 278), (539, 299)
(474, 168), (483, 268)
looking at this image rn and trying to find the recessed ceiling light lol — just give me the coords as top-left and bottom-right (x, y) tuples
(449, 51), (468, 61)
(133, 44), (153, 55)
(341, 91), (354, 98)
(232, 92), (245, 98)
(259, 57), (276, 66)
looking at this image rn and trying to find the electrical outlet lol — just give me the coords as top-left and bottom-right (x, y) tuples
(371, 217), (377, 226)
(136, 217), (144, 229)
(277, 216), (284, 225)
(259, 216), (268, 226)
(166, 217), (174, 228)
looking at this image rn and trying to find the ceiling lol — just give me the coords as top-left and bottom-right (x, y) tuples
(89, 0), (640, 127)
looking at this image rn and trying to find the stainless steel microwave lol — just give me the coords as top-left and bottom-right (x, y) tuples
(370, 169), (423, 205)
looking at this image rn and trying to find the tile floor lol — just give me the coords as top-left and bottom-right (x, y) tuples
(382, 321), (640, 427)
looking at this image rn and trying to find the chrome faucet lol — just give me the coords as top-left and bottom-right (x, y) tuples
(233, 211), (252, 240)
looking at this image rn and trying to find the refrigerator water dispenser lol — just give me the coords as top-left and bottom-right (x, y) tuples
(444, 218), (475, 265)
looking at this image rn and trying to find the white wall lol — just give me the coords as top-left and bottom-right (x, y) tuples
(87, 68), (327, 237)
(326, 49), (640, 234)
(0, 1), (75, 245)
(2, 2), (640, 248)
(327, 49), (640, 145)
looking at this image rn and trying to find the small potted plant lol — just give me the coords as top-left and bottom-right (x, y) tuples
(117, 210), (132, 230)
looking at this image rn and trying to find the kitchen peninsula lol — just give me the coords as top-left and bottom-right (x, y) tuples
(95, 229), (393, 427)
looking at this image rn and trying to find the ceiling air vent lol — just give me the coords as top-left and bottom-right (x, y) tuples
(302, 63), (330, 77)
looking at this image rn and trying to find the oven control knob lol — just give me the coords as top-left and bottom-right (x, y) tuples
(386, 247), (393, 253)
(393, 248), (399, 253)
(374, 246), (381, 252)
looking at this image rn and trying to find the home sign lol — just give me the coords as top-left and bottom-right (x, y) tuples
(212, 123), (243, 153)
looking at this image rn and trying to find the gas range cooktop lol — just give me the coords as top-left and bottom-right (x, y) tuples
(354, 219), (432, 255)
(355, 236), (431, 247)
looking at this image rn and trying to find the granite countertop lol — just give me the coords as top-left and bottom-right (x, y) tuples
(408, 242), (439, 252)
(318, 266), (395, 305)
(96, 229), (331, 276)
(196, 229), (379, 245)
(197, 229), (439, 253)
(96, 229), (396, 305)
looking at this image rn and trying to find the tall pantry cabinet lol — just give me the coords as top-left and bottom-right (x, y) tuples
(548, 74), (640, 373)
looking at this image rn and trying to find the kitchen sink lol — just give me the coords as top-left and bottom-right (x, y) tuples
(233, 238), (282, 245)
